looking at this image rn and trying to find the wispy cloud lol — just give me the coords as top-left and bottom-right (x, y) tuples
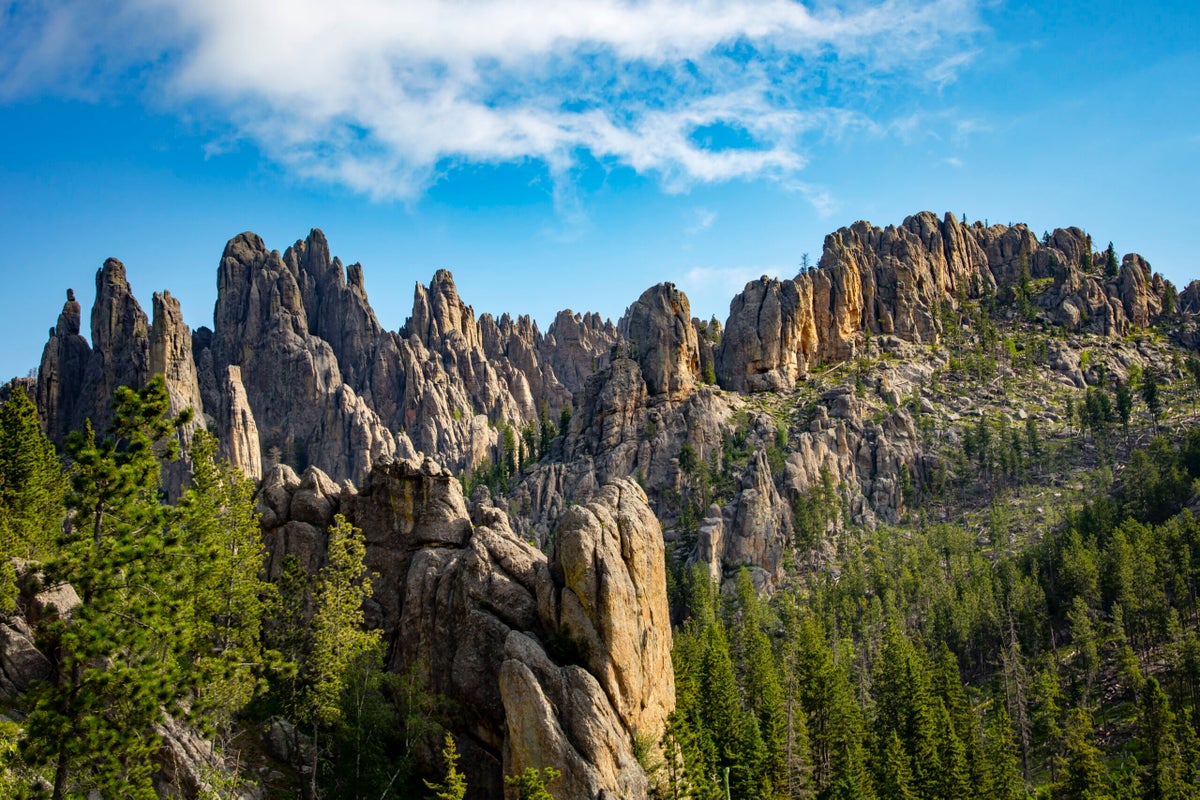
(1, 0), (986, 200)
(685, 207), (718, 234)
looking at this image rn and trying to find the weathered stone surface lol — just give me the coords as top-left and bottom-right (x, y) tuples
(258, 458), (671, 800)
(542, 310), (617, 395)
(718, 276), (814, 392)
(220, 366), (262, 481)
(546, 480), (674, 742)
(716, 212), (1168, 391)
(151, 290), (207, 498)
(37, 289), (91, 446)
(0, 618), (52, 700)
(619, 283), (700, 397)
(154, 714), (262, 799)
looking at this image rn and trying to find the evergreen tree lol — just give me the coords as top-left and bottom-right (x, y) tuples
(1068, 596), (1100, 706)
(1110, 604), (1145, 698)
(22, 376), (193, 799)
(699, 621), (743, 788)
(300, 514), (380, 797)
(935, 700), (972, 800)
(177, 429), (274, 731)
(1030, 655), (1064, 781)
(877, 731), (917, 800)
(1116, 383), (1134, 438)
(985, 705), (1026, 800)
(425, 734), (468, 800)
(505, 766), (561, 800)
(1141, 371), (1162, 433)
(1136, 678), (1185, 800)
(1054, 708), (1112, 800)
(0, 384), (62, 547)
(1185, 355), (1200, 417)
(0, 384), (63, 610)
(1105, 242), (1120, 279)
(733, 570), (788, 798)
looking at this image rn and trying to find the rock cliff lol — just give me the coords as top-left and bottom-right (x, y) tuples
(36, 231), (616, 487)
(717, 212), (1175, 390)
(256, 457), (673, 799)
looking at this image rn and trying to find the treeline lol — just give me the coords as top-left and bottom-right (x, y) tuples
(664, 427), (1200, 799)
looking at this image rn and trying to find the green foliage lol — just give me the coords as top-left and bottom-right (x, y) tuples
(0, 385), (63, 613)
(22, 376), (194, 799)
(505, 766), (561, 800)
(1053, 708), (1111, 800)
(425, 734), (468, 800)
(1104, 242), (1119, 279)
(1141, 370), (1162, 429)
(0, 385), (62, 556)
(299, 514), (381, 796)
(177, 429), (274, 729)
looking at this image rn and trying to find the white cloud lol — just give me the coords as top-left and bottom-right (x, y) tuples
(1, 0), (986, 199)
(685, 207), (718, 234)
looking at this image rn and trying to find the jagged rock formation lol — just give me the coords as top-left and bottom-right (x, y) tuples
(36, 289), (89, 446)
(37, 263), (204, 496)
(37, 231), (615, 485)
(717, 212), (1175, 391)
(16, 210), (1194, 797)
(619, 283), (700, 397)
(29, 212), (1179, 586)
(256, 457), (672, 799)
(542, 310), (618, 394)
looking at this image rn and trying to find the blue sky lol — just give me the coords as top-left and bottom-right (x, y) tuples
(1, 0), (1197, 380)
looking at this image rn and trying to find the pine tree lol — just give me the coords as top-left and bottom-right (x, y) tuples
(1030, 655), (1064, 781)
(22, 376), (193, 799)
(1053, 708), (1112, 800)
(1068, 596), (1100, 706)
(1185, 355), (1200, 417)
(699, 621), (743, 788)
(1141, 371), (1162, 433)
(505, 766), (561, 800)
(1137, 678), (1185, 800)
(877, 731), (917, 800)
(300, 514), (381, 797)
(1105, 242), (1120, 279)
(733, 570), (788, 798)
(177, 429), (274, 732)
(935, 699), (972, 800)
(0, 384), (63, 610)
(1116, 384), (1134, 439)
(425, 734), (468, 800)
(985, 705), (1026, 800)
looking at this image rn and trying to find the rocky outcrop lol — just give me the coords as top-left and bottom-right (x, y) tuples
(717, 276), (816, 392)
(36, 261), (154, 444)
(80, 258), (153, 433)
(151, 290), (207, 496)
(220, 366), (262, 481)
(257, 458), (672, 800)
(0, 617), (52, 701)
(205, 232), (396, 484)
(619, 283), (700, 397)
(36, 289), (90, 445)
(542, 310), (617, 395)
(717, 212), (1170, 391)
